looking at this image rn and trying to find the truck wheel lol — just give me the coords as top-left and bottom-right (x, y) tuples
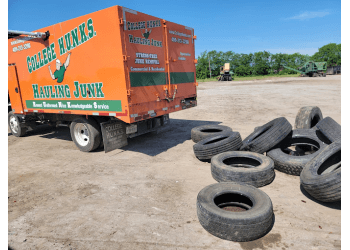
(295, 106), (323, 129)
(211, 151), (275, 187)
(197, 182), (274, 242)
(191, 125), (233, 143)
(240, 117), (292, 154)
(300, 142), (341, 202)
(193, 132), (242, 160)
(8, 111), (26, 137)
(70, 117), (101, 152)
(267, 129), (327, 176)
(315, 117), (341, 142)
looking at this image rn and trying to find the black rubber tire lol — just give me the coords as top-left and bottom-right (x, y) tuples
(315, 117), (341, 142)
(294, 106), (323, 129)
(197, 182), (274, 242)
(191, 125), (233, 143)
(240, 117), (292, 154)
(8, 111), (26, 137)
(193, 132), (242, 160)
(267, 129), (327, 176)
(300, 142), (341, 202)
(70, 117), (101, 152)
(211, 151), (275, 187)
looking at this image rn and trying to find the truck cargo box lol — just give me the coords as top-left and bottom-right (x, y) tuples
(8, 5), (197, 152)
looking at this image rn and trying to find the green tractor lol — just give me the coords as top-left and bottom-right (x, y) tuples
(283, 61), (327, 77)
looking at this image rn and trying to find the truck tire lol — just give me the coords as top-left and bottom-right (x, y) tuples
(294, 106), (323, 129)
(315, 117), (341, 142)
(211, 151), (275, 187)
(8, 111), (26, 137)
(70, 117), (101, 152)
(267, 129), (327, 176)
(300, 142), (341, 202)
(197, 182), (274, 242)
(191, 125), (233, 143)
(193, 132), (242, 160)
(240, 117), (292, 154)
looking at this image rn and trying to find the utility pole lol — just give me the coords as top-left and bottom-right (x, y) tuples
(209, 58), (212, 79)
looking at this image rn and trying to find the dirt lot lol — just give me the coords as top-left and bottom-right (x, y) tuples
(8, 75), (341, 250)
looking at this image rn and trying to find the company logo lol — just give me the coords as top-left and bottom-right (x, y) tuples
(141, 29), (152, 39)
(127, 19), (162, 47)
(26, 18), (96, 75)
(48, 53), (71, 83)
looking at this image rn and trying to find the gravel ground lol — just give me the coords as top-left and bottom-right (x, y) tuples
(8, 75), (341, 250)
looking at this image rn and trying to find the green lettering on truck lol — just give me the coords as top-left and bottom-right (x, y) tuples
(79, 22), (87, 43)
(50, 43), (57, 60)
(73, 81), (80, 98)
(43, 48), (48, 65)
(47, 46), (52, 62)
(32, 84), (39, 98)
(64, 33), (72, 51)
(27, 56), (32, 73)
(71, 28), (79, 48)
(58, 37), (66, 56)
(87, 18), (94, 38)
(95, 83), (104, 98)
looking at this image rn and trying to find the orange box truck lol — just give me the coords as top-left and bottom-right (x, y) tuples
(8, 6), (197, 152)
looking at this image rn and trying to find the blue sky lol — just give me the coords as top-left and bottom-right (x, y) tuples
(8, 0), (341, 57)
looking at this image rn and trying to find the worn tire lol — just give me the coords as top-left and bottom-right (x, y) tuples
(191, 125), (233, 143)
(315, 117), (341, 142)
(295, 106), (323, 129)
(197, 182), (274, 242)
(8, 111), (26, 137)
(211, 151), (275, 187)
(300, 142), (341, 202)
(267, 129), (328, 176)
(240, 117), (292, 154)
(193, 132), (242, 160)
(70, 117), (101, 152)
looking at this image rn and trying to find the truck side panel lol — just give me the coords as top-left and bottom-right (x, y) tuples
(8, 6), (131, 122)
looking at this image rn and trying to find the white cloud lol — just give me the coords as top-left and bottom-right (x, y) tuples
(287, 11), (330, 20)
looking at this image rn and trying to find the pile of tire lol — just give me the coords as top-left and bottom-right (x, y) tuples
(192, 106), (341, 242)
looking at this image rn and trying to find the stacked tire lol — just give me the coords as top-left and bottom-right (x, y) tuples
(193, 106), (340, 243)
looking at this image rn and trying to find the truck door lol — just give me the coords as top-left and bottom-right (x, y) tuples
(8, 65), (24, 114)
(163, 21), (196, 97)
(120, 7), (167, 104)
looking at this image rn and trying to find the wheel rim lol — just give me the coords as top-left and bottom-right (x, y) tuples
(9, 116), (19, 134)
(73, 123), (90, 147)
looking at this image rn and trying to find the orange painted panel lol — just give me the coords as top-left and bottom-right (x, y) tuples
(8, 65), (24, 114)
(8, 6), (197, 123)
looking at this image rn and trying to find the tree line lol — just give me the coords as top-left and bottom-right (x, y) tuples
(195, 43), (341, 79)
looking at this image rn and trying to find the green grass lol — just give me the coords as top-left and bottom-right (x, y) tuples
(197, 74), (300, 82)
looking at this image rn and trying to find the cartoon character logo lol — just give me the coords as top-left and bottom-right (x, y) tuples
(141, 29), (152, 39)
(48, 52), (71, 83)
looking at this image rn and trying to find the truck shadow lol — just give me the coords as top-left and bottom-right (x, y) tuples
(121, 119), (222, 156)
(31, 125), (72, 141)
(10, 119), (223, 155)
(299, 185), (341, 210)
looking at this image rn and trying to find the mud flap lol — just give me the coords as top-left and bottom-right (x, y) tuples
(100, 120), (128, 153)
